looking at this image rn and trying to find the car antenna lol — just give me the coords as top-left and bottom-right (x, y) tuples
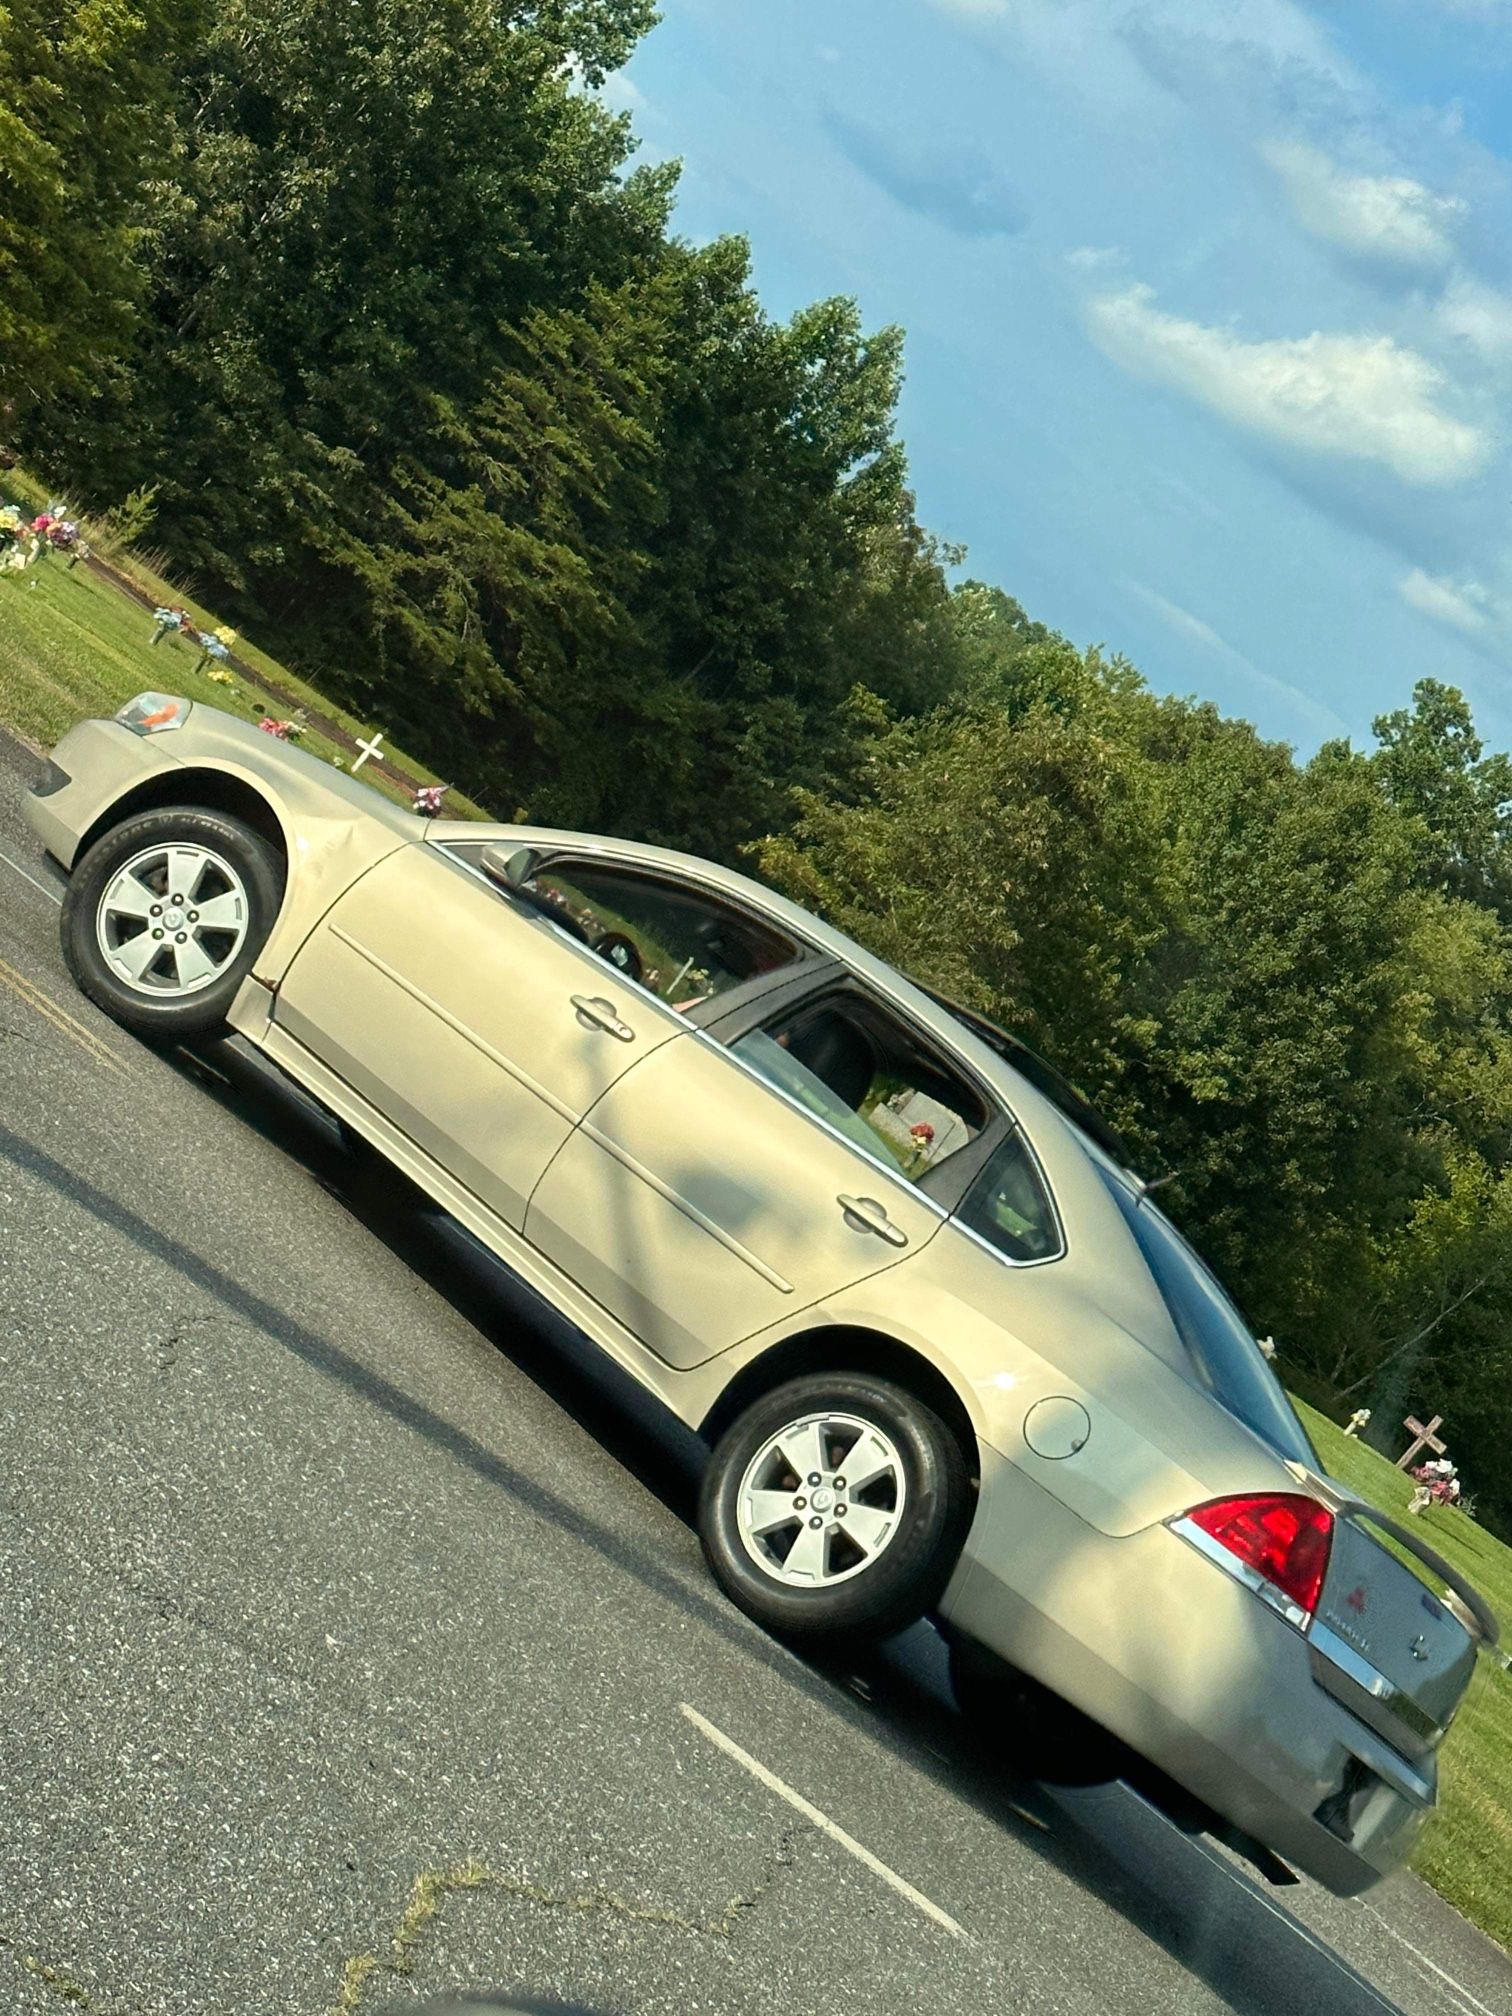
(1135, 1168), (1182, 1207)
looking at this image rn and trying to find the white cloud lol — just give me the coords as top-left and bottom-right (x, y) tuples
(1087, 284), (1488, 486)
(927, 0), (1009, 16)
(1262, 140), (1464, 269)
(1399, 568), (1493, 633)
(1437, 274), (1512, 362)
(1128, 583), (1347, 737)
(1065, 243), (1124, 271)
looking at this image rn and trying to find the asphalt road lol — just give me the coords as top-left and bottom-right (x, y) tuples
(1, 726), (1509, 2016)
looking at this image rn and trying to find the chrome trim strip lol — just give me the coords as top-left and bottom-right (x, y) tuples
(952, 1202), (1067, 1273)
(328, 926), (577, 1123)
(1308, 1621), (1445, 1753)
(578, 1119), (794, 1295)
(1169, 1515), (1312, 1632)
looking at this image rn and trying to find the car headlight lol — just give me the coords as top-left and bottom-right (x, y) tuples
(116, 692), (192, 735)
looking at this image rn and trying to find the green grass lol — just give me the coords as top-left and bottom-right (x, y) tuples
(1296, 1399), (1512, 1950)
(0, 474), (490, 820)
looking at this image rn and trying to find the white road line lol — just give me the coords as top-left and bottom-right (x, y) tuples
(1363, 1902), (1506, 2016)
(678, 1702), (967, 1940)
(1183, 1836), (1402, 2014)
(0, 845), (62, 906)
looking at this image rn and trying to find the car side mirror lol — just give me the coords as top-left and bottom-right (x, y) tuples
(481, 843), (539, 891)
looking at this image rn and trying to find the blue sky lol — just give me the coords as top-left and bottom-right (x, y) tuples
(604, 0), (1512, 755)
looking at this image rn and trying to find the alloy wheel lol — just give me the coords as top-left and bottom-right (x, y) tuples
(735, 1410), (907, 1588)
(95, 842), (252, 998)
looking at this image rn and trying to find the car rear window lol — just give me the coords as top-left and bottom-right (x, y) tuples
(1099, 1171), (1318, 1467)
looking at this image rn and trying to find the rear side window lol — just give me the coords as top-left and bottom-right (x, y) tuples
(1100, 1172), (1317, 1466)
(958, 1132), (1063, 1263)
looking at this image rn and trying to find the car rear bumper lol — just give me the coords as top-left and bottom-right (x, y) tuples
(941, 1444), (1436, 1894)
(23, 719), (179, 870)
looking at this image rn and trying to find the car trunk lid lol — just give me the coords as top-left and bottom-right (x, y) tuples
(1290, 1467), (1496, 1760)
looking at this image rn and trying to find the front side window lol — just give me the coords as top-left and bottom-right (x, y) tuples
(439, 844), (801, 1010)
(958, 1132), (1063, 1263)
(732, 994), (986, 1189)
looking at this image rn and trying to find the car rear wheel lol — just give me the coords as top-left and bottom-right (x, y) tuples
(62, 806), (282, 1043)
(949, 1637), (1125, 1786)
(698, 1373), (971, 1644)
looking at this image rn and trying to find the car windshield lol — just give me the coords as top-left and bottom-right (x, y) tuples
(1099, 1171), (1319, 1467)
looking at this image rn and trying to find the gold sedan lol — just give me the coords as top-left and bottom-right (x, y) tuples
(27, 694), (1499, 1898)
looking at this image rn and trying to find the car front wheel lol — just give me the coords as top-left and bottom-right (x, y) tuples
(698, 1373), (971, 1645)
(61, 805), (283, 1043)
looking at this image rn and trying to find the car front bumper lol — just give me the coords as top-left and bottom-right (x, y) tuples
(23, 718), (180, 870)
(941, 1444), (1436, 1894)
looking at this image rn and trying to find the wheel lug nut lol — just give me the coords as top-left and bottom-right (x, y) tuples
(175, 932), (187, 943)
(151, 928), (163, 939)
(808, 1516), (822, 1529)
(807, 1472), (821, 1486)
(834, 1478), (846, 1491)
(793, 1497), (806, 1510)
(836, 1504), (847, 1517)
(150, 904), (162, 916)
(188, 911), (198, 923)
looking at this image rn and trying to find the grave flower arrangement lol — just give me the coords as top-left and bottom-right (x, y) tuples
(1408, 1459), (1462, 1514)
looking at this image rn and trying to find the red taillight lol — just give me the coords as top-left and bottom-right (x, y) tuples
(1188, 1493), (1333, 1619)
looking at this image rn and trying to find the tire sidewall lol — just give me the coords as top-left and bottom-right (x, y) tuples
(62, 806), (282, 1041)
(699, 1373), (970, 1644)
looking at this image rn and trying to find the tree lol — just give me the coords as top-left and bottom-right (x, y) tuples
(0, 0), (197, 427)
(1373, 678), (1512, 914)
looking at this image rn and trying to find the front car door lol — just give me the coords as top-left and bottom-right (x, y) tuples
(524, 975), (1005, 1367)
(273, 839), (801, 1229)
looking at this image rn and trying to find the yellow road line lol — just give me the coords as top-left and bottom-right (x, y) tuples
(0, 955), (129, 1076)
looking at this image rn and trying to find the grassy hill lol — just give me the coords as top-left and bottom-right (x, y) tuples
(0, 472), (489, 820)
(1296, 1399), (1510, 1949)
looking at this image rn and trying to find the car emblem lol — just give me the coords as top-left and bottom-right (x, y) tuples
(1410, 1635), (1428, 1661)
(1346, 1584), (1368, 1615)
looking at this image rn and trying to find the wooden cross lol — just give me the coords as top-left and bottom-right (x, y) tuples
(1395, 1413), (1446, 1469)
(351, 730), (385, 773)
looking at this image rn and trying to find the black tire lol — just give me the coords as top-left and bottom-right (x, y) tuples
(698, 1372), (971, 1645)
(61, 805), (282, 1043)
(949, 1638), (1124, 1786)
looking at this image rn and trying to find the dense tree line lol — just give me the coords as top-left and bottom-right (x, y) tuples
(4, 0), (1510, 1527)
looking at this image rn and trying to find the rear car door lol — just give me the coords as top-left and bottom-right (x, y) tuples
(273, 842), (720, 1229)
(523, 978), (1002, 1367)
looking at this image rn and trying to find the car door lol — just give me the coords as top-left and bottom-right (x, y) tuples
(272, 842), (699, 1229)
(523, 979), (1002, 1368)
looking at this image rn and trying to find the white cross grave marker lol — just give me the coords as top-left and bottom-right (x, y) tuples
(1395, 1413), (1446, 1470)
(351, 730), (385, 774)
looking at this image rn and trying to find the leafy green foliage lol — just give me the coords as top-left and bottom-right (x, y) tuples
(0, 0), (196, 425)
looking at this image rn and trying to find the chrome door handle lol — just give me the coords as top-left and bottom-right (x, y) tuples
(570, 994), (635, 1042)
(837, 1194), (908, 1247)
